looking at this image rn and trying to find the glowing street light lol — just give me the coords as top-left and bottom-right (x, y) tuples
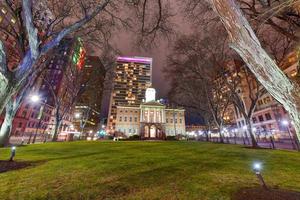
(30, 95), (40, 103)
(252, 162), (268, 189)
(253, 162), (261, 172)
(281, 120), (289, 126)
(282, 120), (298, 150)
(74, 113), (81, 118)
(252, 127), (257, 132)
(243, 125), (247, 130)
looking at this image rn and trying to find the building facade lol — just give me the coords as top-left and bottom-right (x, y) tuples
(231, 53), (298, 139)
(107, 56), (152, 133)
(115, 87), (186, 139)
(72, 56), (106, 135)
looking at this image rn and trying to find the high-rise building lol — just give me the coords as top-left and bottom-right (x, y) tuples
(72, 56), (106, 135)
(107, 56), (152, 133)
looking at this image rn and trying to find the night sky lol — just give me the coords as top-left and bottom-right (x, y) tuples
(100, 8), (194, 122)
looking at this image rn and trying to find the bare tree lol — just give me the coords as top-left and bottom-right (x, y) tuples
(0, 0), (173, 145)
(205, 0), (300, 143)
(165, 31), (234, 143)
(223, 61), (266, 147)
(182, 0), (300, 142)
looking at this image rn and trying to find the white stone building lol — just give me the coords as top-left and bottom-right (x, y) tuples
(115, 87), (186, 139)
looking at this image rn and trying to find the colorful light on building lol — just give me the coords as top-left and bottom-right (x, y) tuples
(72, 38), (86, 69)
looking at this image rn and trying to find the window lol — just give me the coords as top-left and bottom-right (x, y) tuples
(129, 117), (132, 122)
(119, 116), (122, 122)
(18, 122), (22, 128)
(124, 117), (127, 122)
(166, 119), (168, 123)
(252, 117), (257, 123)
(180, 119), (182, 123)
(258, 115), (264, 122)
(1, 8), (7, 14)
(134, 117), (137, 122)
(170, 119), (173, 123)
(265, 113), (272, 120)
(22, 111), (27, 117)
(264, 97), (271, 104)
(175, 119), (177, 124)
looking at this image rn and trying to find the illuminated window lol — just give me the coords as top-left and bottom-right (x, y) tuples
(11, 18), (16, 24)
(1, 8), (7, 14)
(291, 70), (297, 77)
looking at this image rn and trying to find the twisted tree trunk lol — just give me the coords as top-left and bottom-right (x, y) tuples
(0, 101), (14, 146)
(209, 0), (300, 141)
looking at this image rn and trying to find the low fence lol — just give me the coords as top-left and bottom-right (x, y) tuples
(196, 135), (298, 150)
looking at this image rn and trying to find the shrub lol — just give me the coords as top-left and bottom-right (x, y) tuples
(166, 136), (177, 141)
(128, 135), (140, 140)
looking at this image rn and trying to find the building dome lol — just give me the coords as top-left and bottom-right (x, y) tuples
(145, 87), (156, 102)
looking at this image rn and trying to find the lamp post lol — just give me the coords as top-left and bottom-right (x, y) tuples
(253, 162), (268, 190)
(9, 146), (16, 161)
(30, 95), (47, 144)
(282, 120), (299, 150)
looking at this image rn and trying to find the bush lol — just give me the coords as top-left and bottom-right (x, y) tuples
(107, 135), (114, 140)
(128, 135), (140, 140)
(166, 136), (177, 141)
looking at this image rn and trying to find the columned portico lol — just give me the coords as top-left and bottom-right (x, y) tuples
(140, 123), (165, 139)
(114, 87), (186, 139)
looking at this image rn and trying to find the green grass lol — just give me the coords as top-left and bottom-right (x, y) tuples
(0, 141), (300, 200)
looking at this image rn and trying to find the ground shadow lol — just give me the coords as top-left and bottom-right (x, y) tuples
(0, 160), (44, 173)
(232, 187), (300, 200)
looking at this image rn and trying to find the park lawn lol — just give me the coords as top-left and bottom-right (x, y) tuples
(0, 141), (300, 200)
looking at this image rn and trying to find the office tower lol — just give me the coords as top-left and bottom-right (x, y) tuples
(107, 56), (152, 133)
(73, 56), (106, 134)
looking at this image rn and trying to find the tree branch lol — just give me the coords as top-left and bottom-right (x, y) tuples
(22, 0), (39, 59)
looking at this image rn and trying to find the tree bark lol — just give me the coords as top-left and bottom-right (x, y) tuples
(52, 118), (61, 142)
(219, 124), (224, 143)
(209, 0), (300, 141)
(245, 118), (258, 147)
(0, 101), (14, 147)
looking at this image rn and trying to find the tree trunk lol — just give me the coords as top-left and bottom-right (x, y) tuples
(0, 77), (14, 115)
(209, 0), (300, 141)
(0, 101), (14, 147)
(52, 119), (61, 142)
(245, 119), (258, 147)
(219, 125), (224, 143)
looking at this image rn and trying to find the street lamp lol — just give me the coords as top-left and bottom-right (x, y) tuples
(252, 162), (268, 190)
(75, 113), (81, 118)
(282, 120), (298, 150)
(29, 94), (47, 144)
(9, 146), (16, 161)
(282, 120), (289, 126)
(30, 95), (40, 103)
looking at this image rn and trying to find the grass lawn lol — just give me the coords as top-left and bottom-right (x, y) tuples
(0, 141), (300, 200)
